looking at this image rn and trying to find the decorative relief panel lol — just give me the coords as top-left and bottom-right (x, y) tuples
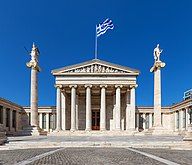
(66, 64), (126, 73)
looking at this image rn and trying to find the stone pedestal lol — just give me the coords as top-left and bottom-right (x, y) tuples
(183, 124), (192, 141)
(0, 124), (7, 145)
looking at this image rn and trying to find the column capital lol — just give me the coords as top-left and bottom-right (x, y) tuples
(130, 84), (138, 89)
(69, 85), (77, 88)
(100, 85), (107, 88)
(85, 84), (92, 88)
(115, 85), (123, 88)
(54, 84), (62, 89)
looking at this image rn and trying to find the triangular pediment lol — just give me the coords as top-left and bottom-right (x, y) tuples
(52, 59), (139, 75)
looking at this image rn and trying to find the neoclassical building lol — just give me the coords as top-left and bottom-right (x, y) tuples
(51, 59), (139, 131)
(0, 59), (192, 136)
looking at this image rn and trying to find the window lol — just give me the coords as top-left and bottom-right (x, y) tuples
(42, 113), (46, 129)
(6, 108), (10, 127)
(0, 106), (3, 124)
(28, 113), (31, 125)
(152, 113), (154, 126)
(161, 113), (163, 125)
(139, 114), (143, 129)
(12, 110), (16, 128)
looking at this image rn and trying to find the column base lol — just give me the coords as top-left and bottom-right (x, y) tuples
(146, 126), (174, 135)
(21, 126), (47, 136)
(0, 124), (7, 145)
(183, 124), (192, 141)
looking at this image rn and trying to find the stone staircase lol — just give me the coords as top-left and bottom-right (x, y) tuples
(49, 130), (136, 136)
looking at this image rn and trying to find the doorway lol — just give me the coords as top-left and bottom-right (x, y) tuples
(92, 110), (100, 130)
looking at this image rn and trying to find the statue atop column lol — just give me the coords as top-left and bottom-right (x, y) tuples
(26, 43), (41, 72)
(150, 44), (165, 73)
(153, 44), (163, 62)
(25, 43), (45, 135)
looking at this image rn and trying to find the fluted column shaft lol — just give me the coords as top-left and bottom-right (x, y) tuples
(46, 113), (49, 131)
(56, 85), (62, 131)
(100, 85), (107, 131)
(130, 86), (136, 130)
(30, 68), (38, 127)
(85, 85), (92, 131)
(70, 85), (77, 131)
(154, 68), (162, 127)
(115, 85), (122, 130)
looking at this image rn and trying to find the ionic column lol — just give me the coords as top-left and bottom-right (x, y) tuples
(186, 108), (190, 130)
(129, 85), (137, 130)
(46, 113), (49, 131)
(100, 85), (107, 131)
(115, 85), (122, 130)
(149, 113), (153, 128)
(70, 85), (77, 131)
(85, 85), (92, 131)
(76, 94), (79, 130)
(179, 110), (183, 130)
(55, 84), (62, 131)
(61, 90), (66, 130)
(39, 113), (43, 129)
(113, 95), (116, 130)
(143, 113), (146, 130)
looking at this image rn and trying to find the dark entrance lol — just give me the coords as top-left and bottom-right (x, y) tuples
(92, 110), (100, 130)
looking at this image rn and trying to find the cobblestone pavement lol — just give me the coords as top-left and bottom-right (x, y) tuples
(28, 147), (164, 165)
(137, 148), (192, 165)
(0, 148), (57, 165)
(1, 147), (191, 165)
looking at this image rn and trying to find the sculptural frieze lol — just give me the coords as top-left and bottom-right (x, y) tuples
(67, 64), (125, 73)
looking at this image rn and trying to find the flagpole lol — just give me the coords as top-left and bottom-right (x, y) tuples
(95, 25), (98, 59)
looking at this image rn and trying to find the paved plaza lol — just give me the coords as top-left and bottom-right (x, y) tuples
(0, 135), (191, 164)
(0, 147), (192, 165)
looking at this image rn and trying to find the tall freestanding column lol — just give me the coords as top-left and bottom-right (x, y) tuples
(150, 44), (166, 134)
(100, 85), (107, 131)
(26, 43), (41, 135)
(85, 85), (92, 131)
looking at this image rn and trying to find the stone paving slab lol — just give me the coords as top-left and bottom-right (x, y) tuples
(137, 148), (192, 165)
(0, 148), (58, 165)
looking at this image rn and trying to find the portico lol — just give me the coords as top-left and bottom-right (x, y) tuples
(52, 59), (139, 131)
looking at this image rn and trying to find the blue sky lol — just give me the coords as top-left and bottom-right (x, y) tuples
(0, 0), (191, 106)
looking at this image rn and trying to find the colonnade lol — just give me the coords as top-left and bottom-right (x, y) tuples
(55, 84), (137, 131)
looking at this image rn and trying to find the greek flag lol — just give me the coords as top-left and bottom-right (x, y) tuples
(96, 18), (114, 37)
